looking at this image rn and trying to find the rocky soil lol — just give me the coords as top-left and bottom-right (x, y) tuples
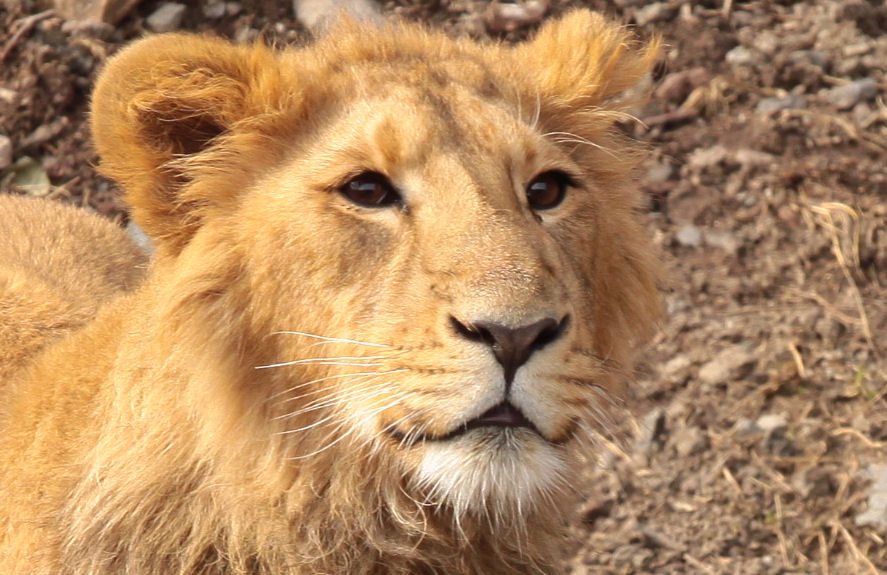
(2, 1), (885, 573)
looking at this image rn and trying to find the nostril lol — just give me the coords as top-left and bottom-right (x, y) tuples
(449, 316), (495, 346)
(534, 315), (569, 351)
(450, 314), (569, 387)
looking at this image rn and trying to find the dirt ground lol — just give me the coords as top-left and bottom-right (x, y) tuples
(1, 0), (885, 573)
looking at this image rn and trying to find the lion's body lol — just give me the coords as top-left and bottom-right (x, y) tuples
(0, 13), (660, 574)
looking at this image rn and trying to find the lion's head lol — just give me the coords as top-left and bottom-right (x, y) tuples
(89, 10), (660, 568)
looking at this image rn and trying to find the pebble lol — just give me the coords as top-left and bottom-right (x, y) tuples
(756, 94), (806, 114)
(672, 426), (707, 457)
(698, 345), (756, 385)
(687, 144), (728, 169)
(856, 464), (887, 530)
(704, 230), (739, 255)
(732, 417), (760, 437)
(0, 135), (12, 171)
(824, 78), (878, 110)
(146, 3), (187, 33)
(0, 87), (16, 104)
(202, 1), (226, 19)
(226, 2), (243, 16)
(789, 50), (829, 70)
(647, 161), (674, 184)
(634, 2), (673, 26)
(663, 354), (691, 377)
(725, 46), (756, 67)
(655, 67), (709, 105)
(755, 413), (788, 434)
(676, 224), (703, 248)
(734, 148), (776, 167)
(234, 27), (258, 44)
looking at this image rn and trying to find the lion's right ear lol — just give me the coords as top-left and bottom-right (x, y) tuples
(91, 34), (282, 253)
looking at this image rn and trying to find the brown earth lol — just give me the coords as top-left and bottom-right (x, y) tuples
(2, 1), (885, 573)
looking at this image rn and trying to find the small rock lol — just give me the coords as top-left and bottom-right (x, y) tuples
(647, 160), (674, 185)
(634, 2), (673, 26)
(789, 50), (829, 70)
(756, 94), (806, 114)
(687, 144), (728, 169)
(9, 157), (51, 197)
(295, 0), (382, 32)
(843, 42), (871, 58)
(655, 67), (709, 105)
(704, 230), (739, 255)
(735, 148), (776, 167)
(146, 2), (186, 33)
(856, 464), (887, 530)
(698, 345), (756, 385)
(21, 123), (56, 148)
(732, 417), (760, 437)
(0, 135), (12, 171)
(672, 426), (707, 457)
(725, 46), (756, 67)
(485, 0), (548, 33)
(663, 355), (691, 377)
(202, 1), (226, 19)
(0, 88), (16, 104)
(60, 19), (115, 38)
(751, 30), (779, 56)
(756, 413), (788, 434)
(53, 0), (141, 24)
(234, 27), (258, 44)
(676, 224), (703, 248)
(824, 78), (878, 110)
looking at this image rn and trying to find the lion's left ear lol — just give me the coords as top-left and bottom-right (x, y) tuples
(512, 11), (659, 115)
(91, 34), (283, 253)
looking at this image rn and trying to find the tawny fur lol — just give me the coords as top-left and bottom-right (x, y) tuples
(0, 12), (660, 575)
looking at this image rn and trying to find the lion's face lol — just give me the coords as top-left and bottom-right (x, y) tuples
(91, 13), (660, 518)
(236, 85), (602, 512)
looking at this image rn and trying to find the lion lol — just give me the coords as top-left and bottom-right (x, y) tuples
(0, 11), (660, 575)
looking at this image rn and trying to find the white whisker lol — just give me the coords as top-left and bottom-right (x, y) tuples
(269, 330), (389, 348)
(256, 359), (383, 370)
(265, 369), (409, 403)
(286, 394), (409, 460)
(274, 380), (397, 419)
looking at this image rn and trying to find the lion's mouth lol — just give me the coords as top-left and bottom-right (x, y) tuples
(459, 402), (534, 432)
(388, 401), (542, 444)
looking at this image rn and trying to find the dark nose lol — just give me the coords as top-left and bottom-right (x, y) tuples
(451, 316), (568, 387)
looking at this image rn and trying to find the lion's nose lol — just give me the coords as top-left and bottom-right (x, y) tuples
(450, 316), (568, 387)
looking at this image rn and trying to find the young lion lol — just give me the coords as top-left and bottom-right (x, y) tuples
(0, 11), (660, 575)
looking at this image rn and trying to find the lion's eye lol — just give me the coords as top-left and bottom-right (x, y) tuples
(526, 171), (571, 210)
(339, 172), (401, 208)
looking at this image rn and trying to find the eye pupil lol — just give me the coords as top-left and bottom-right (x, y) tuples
(527, 171), (569, 210)
(340, 172), (400, 207)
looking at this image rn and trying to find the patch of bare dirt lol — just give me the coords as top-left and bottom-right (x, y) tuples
(2, 1), (885, 573)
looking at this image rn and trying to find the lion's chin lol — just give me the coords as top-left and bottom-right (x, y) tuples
(410, 428), (568, 517)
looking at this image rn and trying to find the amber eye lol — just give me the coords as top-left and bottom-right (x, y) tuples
(526, 171), (570, 210)
(339, 172), (401, 208)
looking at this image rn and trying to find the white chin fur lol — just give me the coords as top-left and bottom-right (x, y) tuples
(412, 428), (567, 520)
